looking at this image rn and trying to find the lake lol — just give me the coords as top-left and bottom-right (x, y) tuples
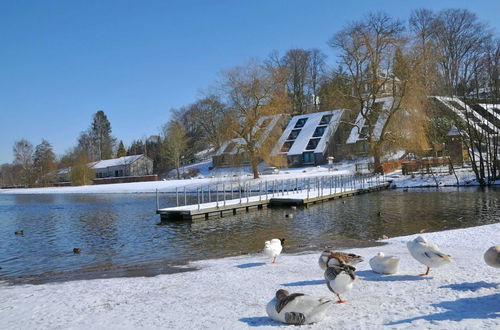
(0, 187), (498, 284)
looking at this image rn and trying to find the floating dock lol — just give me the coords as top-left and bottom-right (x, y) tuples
(157, 181), (390, 221)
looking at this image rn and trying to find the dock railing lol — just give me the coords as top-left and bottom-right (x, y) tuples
(156, 172), (387, 212)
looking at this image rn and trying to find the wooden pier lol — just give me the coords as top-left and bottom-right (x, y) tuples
(157, 179), (390, 221)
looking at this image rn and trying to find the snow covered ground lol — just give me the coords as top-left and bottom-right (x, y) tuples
(1, 223), (498, 329)
(1, 160), (497, 195)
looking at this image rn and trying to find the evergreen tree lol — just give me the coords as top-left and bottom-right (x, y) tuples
(91, 110), (116, 160)
(116, 140), (127, 158)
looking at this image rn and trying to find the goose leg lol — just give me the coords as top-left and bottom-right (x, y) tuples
(272, 257), (276, 264)
(336, 294), (346, 303)
(419, 266), (430, 276)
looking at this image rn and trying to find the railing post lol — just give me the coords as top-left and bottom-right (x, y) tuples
(208, 185), (211, 203)
(330, 176), (332, 195)
(197, 187), (200, 210)
(176, 187), (179, 206)
(201, 186), (204, 204)
(259, 182), (262, 201)
(239, 183), (242, 204)
(307, 178), (311, 199)
(216, 184), (219, 208)
(223, 183), (226, 206)
(184, 186), (187, 206)
(231, 182), (233, 199)
(247, 182), (249, 203)
(265, 181), (268, 200)
(156, 189), (159, 210)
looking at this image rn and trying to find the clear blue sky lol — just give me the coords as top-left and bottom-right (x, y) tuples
(1, 0), (499, 164)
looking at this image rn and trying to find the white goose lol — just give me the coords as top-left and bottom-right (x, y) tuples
(266, 289), (333, 325)
(324, 257), (356, 303)
(484, 245), (500, 268)
(369, 252), (400, 275)
(264, 238), (285, 264)
(318, 250), (363, 270)
(407, 236), (453, 276)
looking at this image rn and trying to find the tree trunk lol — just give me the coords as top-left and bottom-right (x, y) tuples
(372, 144), (384, 174)
(250, 153), (260, 179)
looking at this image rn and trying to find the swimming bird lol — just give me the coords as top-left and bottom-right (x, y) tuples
(14, 230), (24, 236)
(369, 252), (400, 274)
(266, 289), (333, 325)
(324, 259), (356, 303)
(407, 236), (453, 276)
(264, 238), (285, 264)
(484, 245), (500, 268)
(73, 248), (81, 254)
(318, 250), (363, 270)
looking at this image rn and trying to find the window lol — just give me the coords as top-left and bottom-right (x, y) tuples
(303, 152), (314, 164)
(281, 141), (294, 153)
(259, 118), (271, 128)
(306, 138), (320, 150)
(294, 118), (308, 128)
(319, 115), (332, 125)
(313, 126), (326, 137)
(287, 129), (301, 140)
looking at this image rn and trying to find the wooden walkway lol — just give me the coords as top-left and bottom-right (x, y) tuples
(157, 182), (390, 221)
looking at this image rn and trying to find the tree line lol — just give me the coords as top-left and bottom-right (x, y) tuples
(1, 8), (498, 186)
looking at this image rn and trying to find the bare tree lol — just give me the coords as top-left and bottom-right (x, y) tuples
(33, 139), (56, 186)
(161, 120), (188, 179)
(221, 60), (289, 179)
(329, 12), (427, 172)
(13, 139), (34, 186)
(432, 9), (492, 95)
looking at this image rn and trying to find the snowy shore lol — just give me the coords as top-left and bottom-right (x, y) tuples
(0, 162), (495, 195)
(1, 223), (498, 329)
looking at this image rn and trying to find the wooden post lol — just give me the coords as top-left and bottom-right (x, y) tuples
(184, 186), (187, 206)
(197, 188), (200, 210)
(223, 183), (226, 206)
(176, 187), (179, 206)
(265, 181), (268, 200)
(156, 189), (159, 210)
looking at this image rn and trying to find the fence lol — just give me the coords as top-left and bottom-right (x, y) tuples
(156, 173), (386, 211)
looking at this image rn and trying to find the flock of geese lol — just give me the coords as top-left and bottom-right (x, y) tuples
(263, 237), (500, 325)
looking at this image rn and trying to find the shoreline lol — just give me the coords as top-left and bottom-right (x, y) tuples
(1, 223), (499, 329)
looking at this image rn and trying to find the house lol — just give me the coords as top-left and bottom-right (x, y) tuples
(433, 96), (500, 137)
(342, 97), (394, 157)
(92, 154), (153, 178)
(272, 109), (345, 166)
(212, 114), (285, 167)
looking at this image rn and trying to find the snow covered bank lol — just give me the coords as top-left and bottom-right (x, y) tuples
(1, 223), (499, 329)
(0, 161), (497, 195)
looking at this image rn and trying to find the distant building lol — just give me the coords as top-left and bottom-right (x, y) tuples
(212, 110), (346, 168)
(212, 114), (285, 167)
(342, 97), (394, 158)
(92, 154), (153, 178)
(272, 109), (345, 166)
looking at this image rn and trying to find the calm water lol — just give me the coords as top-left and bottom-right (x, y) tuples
(0, 187), (499, 283)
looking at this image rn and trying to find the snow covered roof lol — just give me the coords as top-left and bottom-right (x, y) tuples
(272, 109), (344, 156)
(91, 155), (145, 169)
(346, 97), (393, 144)
(434, 96), (499, 136)
(215, 115), (283, 156)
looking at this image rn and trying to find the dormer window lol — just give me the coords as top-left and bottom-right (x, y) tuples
(306, 138), (320, 150)
(319, 115), (332, 125)
(287, 129), (301, 140)
(294, 118), (308, 128)
(313, 126), (326, 137)
(281, 141), (294, 153)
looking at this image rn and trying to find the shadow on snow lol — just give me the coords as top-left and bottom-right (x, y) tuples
(439, 281), (499, 292)
(239, 316), (280, 327)
(281, 279), (325, 287)
(235, 262), (266, 269)
(387, 293), (500, 325)
(356, 270), (429, 282)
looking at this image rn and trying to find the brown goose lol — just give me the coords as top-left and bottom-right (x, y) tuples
(318, 250), (363, 270)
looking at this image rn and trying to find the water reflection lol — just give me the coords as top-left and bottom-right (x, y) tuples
(0, 187), (498, 281)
